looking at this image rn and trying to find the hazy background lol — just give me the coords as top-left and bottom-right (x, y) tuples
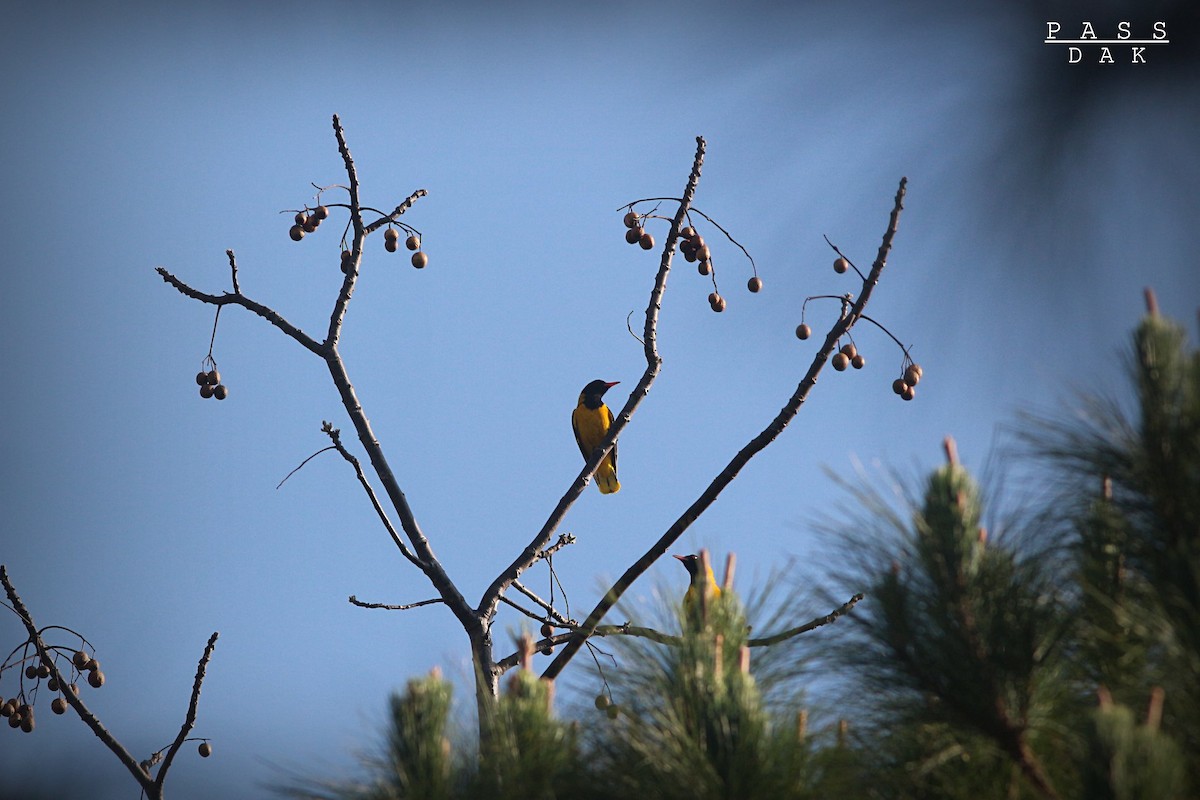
(2, 1), (1196, 797)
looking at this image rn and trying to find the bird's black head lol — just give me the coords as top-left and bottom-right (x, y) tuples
(673, 553), (700, 578)
(580, 379), (619, 409)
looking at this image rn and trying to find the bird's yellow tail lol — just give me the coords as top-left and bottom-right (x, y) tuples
(596, 458), (620, 494)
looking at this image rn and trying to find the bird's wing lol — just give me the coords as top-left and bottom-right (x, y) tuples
(571, 406), (589, 459)
(602, 404), (617, 470)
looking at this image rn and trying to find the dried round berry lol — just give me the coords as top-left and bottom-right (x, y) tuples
(20, 715), (34, 733)
(405, 235), (420, 251)
(51, 697), (68, 715)
(294, 212), (307, 225)
(623, 211), (639, 229)
(625, 226), (643, 245)
(195, 371), (208, 387)
(384, 227), (400, 242)
(698, 261), (711, 276)
(289, 225), (305, 242)
(691, 235), (706, 251)
(796, 324), (812, 340)
(0, 700), (11, 718)
(411, 251), (429, 269)
(384, 238), (398, 253)
(313, 205), (329, 220)
(903, 364), (921, 387)
(851, 354), (866, 369)
(892, 378), (906, 395)
(206, 370), (220, 385)
(709, 293), (726, 313)
(747, 276), (763, 293)
(833, 257), (850, 274)
(639, 232), (655, 250)
(680, 226), (696, 239)
(594, 693), (611, 710)
(605, 703), (619, 719)
(683, 247), (698, 263)
(36, 663), (50, 679)
(213, 385), (228, 401)
(901, 384), (915, 401)
(8, 712), (21, 729)
(72, 650), (89, 669)
(832, 352), (850, 371)
(25, 665), (38, 680)
(198, 741), (213, 758)
(695, 244), (711, 262)
(539, 644), (553, 656)
(87, 670), (105, 688)
(302, 216), (319, 233)
(47, 677), (59, 692)
(200, 384), (215, 399)
(840, 343), (857, 359)
(539, 622), (553, 638)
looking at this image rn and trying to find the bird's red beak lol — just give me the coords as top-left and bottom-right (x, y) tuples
(605, 381), (620, 389)
(672, 554), (686, 562)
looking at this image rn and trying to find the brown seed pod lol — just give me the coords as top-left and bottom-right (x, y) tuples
(691, 235), (706, 250)
(594, 693), (610, 710)
(51, 697), (68, 715)
(313, 205), (329, 220)
(840, 343), (857, 359)
(72, 650), (89, 669)
(47, 677), (59, 692)
(851, 354), (866, 369)
(405, 235), (420, 251)
(638, 232), (655, 250)
(36, 664), (50, 679)
(206, 370), (220, 385)
(288, 225), (305, 242)
(195, 371), (208, 386)
(623, 211), (639, 229)
(86, 658), (99, 672)
(0, 700), (11, 718)
(709, 293), (726, 313)
(625, 227), (642, 245)
(833, 257), (849, 274)
(198, 741), (213, 758)
(903, 364), (921, 387)
(539, 644), (553, 656)
(384, 238), (398, 253)
(901, 384), (915, 401)
(294, 212), (307, 225)
(892, 378), (906, 395)
(7, 711), (21, 728)
(695, 244), (711, 262)
(697, 260), (711, 276)
(213, 385), (228, 401)
(411, 251), (429, 269)
(683, 246), (698, 263)
(87, 670), (105, 688)
(200, 384), (215, 399)
(302, 216), (319, 233)
(20, 713), (34, 733)
(539, 622), (553, 638)
(25, 665), (38, 680)
(384, 227), (400, 242)
(680, 226), (697, 239)
(796, 324), (812, 340)
(606, 703), (620, 719)
(832, 352), (850, 371)
(747, 276), (763, 293)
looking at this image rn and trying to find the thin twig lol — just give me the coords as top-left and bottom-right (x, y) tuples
(748, 594), (864, 646)
(226, 249), (240, 294)
(364, 190), (429, 235)
(512, 580), (571, 624)
(348, 596), (444, 611)
(543, 177), (909, 680)
(499, 595), (548, 623)
(276, 446), (338, 489)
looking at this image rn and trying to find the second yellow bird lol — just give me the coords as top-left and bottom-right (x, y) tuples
(674, 553), (722, 611)
(572, 379), (620, 494)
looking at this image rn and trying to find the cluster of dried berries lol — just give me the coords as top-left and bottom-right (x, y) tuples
(622, 211), (655, 250)
(892, 362), (923, 401)
(832, 342), (867, 371)
(594, 692), (621, 719)
(383, 227), (428, 269)
(195, 368), (228, 400)
(1, 648), (100, 735)
(288, 206), (329, 241)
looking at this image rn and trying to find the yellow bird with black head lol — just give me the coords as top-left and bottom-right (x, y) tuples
(572, 379), (620, 494)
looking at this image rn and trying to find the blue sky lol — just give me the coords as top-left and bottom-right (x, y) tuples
(2, 2), (1197, 797)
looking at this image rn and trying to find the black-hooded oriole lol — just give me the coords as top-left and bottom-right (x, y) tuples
(675, 553), (721, 612)
(572, 379), (620, 494)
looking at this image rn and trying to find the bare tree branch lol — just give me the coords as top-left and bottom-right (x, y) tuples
(511, 580), (571, 624)
(543, 177), (909, 680)
(348, 595), (444, 611)
(364, 190), (428, 235)
(747, 593), (864, 646)
(477, 135), (708, 626)
(154, 631), (220, 792)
